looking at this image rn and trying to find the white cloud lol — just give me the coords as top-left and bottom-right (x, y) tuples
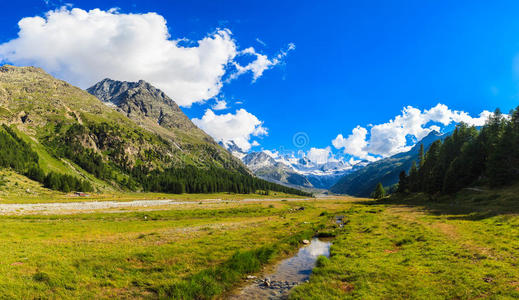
(192, 109), (267, 151)
(306, 147), (331, 164)
(332, 103), (493, 159)
(332, 126), (375, 161)
(230, 43), (295, 81)
(251, 140), (260, 147)
(212, 99), (228, 110)
(0, 7), (293, 107)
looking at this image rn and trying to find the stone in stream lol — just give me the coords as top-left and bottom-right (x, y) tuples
(302, 239), (310, 244)
(246, 275), (256, 279)
(263, 277), (271, 287)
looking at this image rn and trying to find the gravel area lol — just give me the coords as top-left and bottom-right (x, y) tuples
(0, 197), (314, 214)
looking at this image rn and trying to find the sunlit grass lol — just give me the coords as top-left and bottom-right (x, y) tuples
(0, 198), (345, 298)
(291, 188), (519, 299)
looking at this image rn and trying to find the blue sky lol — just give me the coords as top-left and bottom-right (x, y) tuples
(0, 1), (518, 163)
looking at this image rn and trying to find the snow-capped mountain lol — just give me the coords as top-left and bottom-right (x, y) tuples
(227, 145), (366, 189)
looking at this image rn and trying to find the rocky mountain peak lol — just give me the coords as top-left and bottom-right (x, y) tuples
(87, 78), (195, 130)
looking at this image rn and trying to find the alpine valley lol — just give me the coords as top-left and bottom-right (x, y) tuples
(0, 65), (309, 196)
(1, 3), (519, 299)
(0, 64), (459, 199)
(222, 130), (450, 194)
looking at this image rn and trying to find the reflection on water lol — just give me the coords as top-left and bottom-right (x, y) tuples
(230, 238), (331, 300)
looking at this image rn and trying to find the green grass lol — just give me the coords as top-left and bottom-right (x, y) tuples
(160, 228), (318, 299)
(0, 198), (343, 298)
(290, 186), (519, 299)
(3, 184), (519, 299)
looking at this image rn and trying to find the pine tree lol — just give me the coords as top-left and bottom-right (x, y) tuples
(418, 144), (425, 168)
(371, 182), (386, 199)
(422, 140), (441, 193)
(408, 161), (418, 192)
(488, 118), (513, 186)
(397, 171), (408, 193)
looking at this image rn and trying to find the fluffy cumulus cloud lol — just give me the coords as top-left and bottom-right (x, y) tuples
(306, 147), (332, 164)
(192, 109), (267, 151)
(331, 126), (374, 161)
(212, 99), (228, 110)
(0, 7), (293, 107)
(333, 103), (493, 160)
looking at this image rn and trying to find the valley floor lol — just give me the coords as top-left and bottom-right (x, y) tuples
(292, 187), (519, 299)
(0, 188), (518, 299)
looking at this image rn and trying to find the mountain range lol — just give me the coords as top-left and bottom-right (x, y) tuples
(86, 78), (245, 171)
(226, 144), (365, 189)
(227, 130), (446, 194)
(330, 130), (448, 197)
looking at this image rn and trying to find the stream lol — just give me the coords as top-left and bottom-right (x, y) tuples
(230, 237), (332, 299)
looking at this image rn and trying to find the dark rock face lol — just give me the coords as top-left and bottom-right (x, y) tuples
(87, 79), (196, 130)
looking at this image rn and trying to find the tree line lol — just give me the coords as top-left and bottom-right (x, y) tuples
(1, 122), (311, 196)
(0, 125), (93, 192)
(54, 122), (311, 196)
(397, 106), (519, 195)
(131, 165), (312, 196)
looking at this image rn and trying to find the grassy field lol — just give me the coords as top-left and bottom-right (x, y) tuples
(291, 185), (519, 299)
(0, 197), (344, 298)
(1, 185), (519, 299)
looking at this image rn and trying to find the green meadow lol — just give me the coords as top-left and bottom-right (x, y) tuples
(0, 198), (341, 298)
(0, 186), (518, 299)
(291, 185), (519, 299)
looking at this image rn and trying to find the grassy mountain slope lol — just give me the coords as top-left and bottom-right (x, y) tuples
(0, 66), (170, 191)
(0, 65), (308, 196)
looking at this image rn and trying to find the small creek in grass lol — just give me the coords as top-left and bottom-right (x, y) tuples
(230, 237), (332, 299)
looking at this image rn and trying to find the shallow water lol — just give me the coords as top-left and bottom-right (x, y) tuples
(230, 238), (332, 299)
